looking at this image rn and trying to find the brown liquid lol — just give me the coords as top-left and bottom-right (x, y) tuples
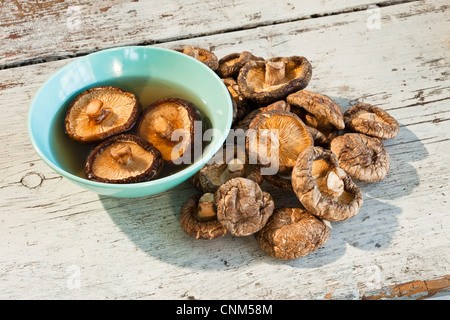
(50, 77), (212, 180)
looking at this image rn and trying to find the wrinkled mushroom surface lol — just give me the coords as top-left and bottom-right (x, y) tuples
(256, 207), (330, 260)
(179, 194), (227, 240)
(222, 77), (252, 125)
(344, 103), (399, 140)
(217, 51), (264, 79)
(65, 86), (139, 143)
(287, 90), (345, 146)
(178, 46), (219, 71)
(85, 134), (163, 183)
(292, 146), (363, 222)
(215, 177), (274, 236)
(238, 56), (312, 105)
(330, 133), (390, 182)
(247, 110), (313, 174)
(137, 98), (201, 164)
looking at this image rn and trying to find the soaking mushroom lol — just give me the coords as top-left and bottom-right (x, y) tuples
(237, 56), (312, 105)
(65, 86), (139, 143)
(214, 177), (274, 236)
(344, 103), (399, 140)
(256, 207), (330, 260)
(179, 193), (227, 240)
(85, 134), (163, 183)
(177, 45), (219, 71)
(291, 146), (363, 222)
(137, 98), (202, 165)
(222, 77), (252, 125)
(287, 90), (345, 146)
(216, 51), (264, 79)
(246, 110), (313, 174)
(330, 133), (390, 182)
(197, 145), (262, 193)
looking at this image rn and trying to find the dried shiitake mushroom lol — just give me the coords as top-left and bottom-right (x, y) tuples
(256, 207), (330, 260)
(263, 172), (292, 190)
(292, 146), (363, 222)
(85, 134), (163, 183)
(179, 193), (227, 240)
(330, 133), (390, 182)
(198, 151), (262, 194)
(344, 103), (399, 140)
(233, 100), (290, 132)
(287, 90), (345, 146)
(137, 98), (202, 165)
(238, 56), (312, 105)
(247, 110), (313, 174)
(222, 77), (252, 125)
(65, 86), (139, 143)
(217, 51), (264, 79)
(215, 177), (274, 236)
(177, 45), (219, 71)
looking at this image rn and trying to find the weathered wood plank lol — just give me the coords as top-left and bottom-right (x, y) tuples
(0, 0), (412, 67)
(1, 0), (449, 299)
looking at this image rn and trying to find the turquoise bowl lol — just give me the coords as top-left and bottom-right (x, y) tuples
(28, 46), (233, 198)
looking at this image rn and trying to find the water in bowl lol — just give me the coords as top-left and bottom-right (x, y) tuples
(50, 76), (213, 180)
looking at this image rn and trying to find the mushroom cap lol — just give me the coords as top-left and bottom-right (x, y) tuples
(65, 86), (139, 143)
(263, 172), (292, 190)
(233, 100), (290, 132)
(222, 77), (252, 125)
(214, 177), (274, 236)
(256, 207), (330, 260)
(178, 46), (219, 71)
(330, 133), (390, 182)
(237, 56), (312, 105)
(179, 194), (227, 240)
(246, 110), (313, 174)
(344, 103), (399, 140)
(287, 90), (345, 145)
(217, 51), (264, 79)
(291, 146), (363, 222)
(85, 134), (163, 183)
(137, 98), (202, 164)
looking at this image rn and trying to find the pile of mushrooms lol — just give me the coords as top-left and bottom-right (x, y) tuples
(179, 46), (400, 260)
(65, 86), (203, 184)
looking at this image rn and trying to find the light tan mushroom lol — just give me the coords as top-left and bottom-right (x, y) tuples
(179, 46), (219, 71)
(65, 86), (139, 143)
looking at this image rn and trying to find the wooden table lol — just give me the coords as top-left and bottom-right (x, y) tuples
(1, 0), (449, 300)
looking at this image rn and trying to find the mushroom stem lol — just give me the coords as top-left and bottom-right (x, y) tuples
(110, 144), (133, 166)
(265, 61), (286, 86)
(153, 115), (174, 139)
(195, 193), (217, 221)
(86, 99), (110, 124)
(220, 158), (245, 182)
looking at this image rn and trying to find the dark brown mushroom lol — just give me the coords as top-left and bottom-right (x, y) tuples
(237, 56), (312, 105)
(246, 110), (313, 174)
(217, 51), (264, 79)
(137, 98), (202, 165)
(256, 207), (330, 260)
(330, 133), (390, 182)
(177, 46), (219, 71)
(222, 77), (252, 125)
(344, 103), (399, 140)
(65, 86), (139, 143)
(263, 172), (292, 190)
(85, 134), (163, 183)
(179, 193), (227, 240)
(197, 145), (262, 193)
(214, 177), (274, 236)
(287, 90), (345, 146)
(291, 146), (363, 222)
(233, 100), (290, 132)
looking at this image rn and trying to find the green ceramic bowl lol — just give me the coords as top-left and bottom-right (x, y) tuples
(28, 46), (233, 198)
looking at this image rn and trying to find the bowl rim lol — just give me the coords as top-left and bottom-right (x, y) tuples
(27, 45), (233, 191)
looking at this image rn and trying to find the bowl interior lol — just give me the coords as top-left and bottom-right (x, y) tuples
(28, 46), (233, 197)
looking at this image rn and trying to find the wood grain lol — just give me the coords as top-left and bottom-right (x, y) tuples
(1, 0), (413, 68)
(0, 0), (449, 299)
